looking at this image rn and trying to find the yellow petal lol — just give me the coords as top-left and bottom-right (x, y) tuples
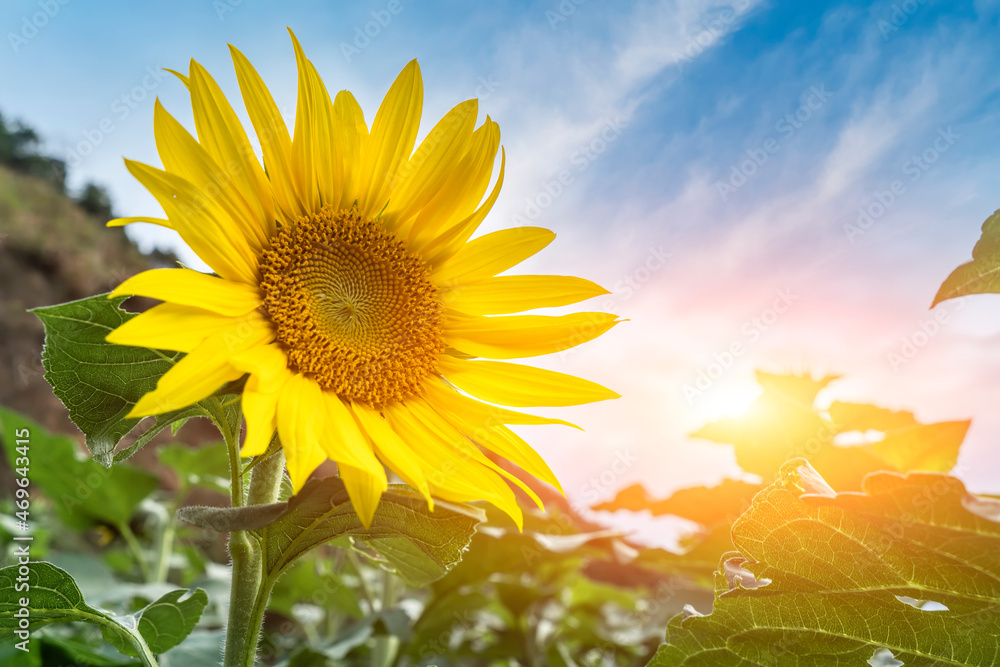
(432, 227), (555, 285)
(421, 382), (564, 491)
(124, 159), (258, 285)
(106, 303), (242, 353)
(188, 60), (276, 241)
(422, 379), (580, 429)
(230, 44), (303, 223)
(153, 99), (269, 254)
(438, 356), (619, 407)
(288, 33), (342, 208)
(409, 117), (499, 246)
(350, 402), (432, 506)
(230, 343), (291, 392)
(128, 320), (274, 417)
(426, 402), (563, 496)
(332, 90), (369, 211)
(339, 464), (385, 529)
(240, 388), (279, 457)
(277, 373), (328, 492)
(443, 275), (609, 315)
(110, 268), (261, 316)
(420, 148), (505, 266)
(357, 60), (423, 216)
(288, 28), (328, 213)
(444, 311), (621, 359)
(382, 99), (477, 232)
(384, 403), (523, 528)
(108, 216), (172, 230)
(321, 393), (388, 483)
(235, 345), (293, 457)
(406, 400), (543, 511)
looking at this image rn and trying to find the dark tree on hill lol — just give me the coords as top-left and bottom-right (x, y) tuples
(78, 182), (113, 221)
(0, 112), (66, 192)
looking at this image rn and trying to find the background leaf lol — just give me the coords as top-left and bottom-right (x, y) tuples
(158, 441), (230, 494)
(933, 207), (1000, 306)
(0, 407), (157, 530)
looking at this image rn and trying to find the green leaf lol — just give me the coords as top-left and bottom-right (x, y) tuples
(0, 562), (206, 659)
(649, 459), (1000, 666)
(0, 407), (157, 530)
(37, 636), (142, 666)
(257, 477), (485, 587)
(112, 404), (211, 465)
(932, 207), (1000, 305)
(158, 441), (230, 494)
(31, 294), (183, 466)
(268, 559), (363, 620)
(101, 588), (210, 656)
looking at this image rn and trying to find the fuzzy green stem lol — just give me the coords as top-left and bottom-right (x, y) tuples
(210, 397), (245, 509)
(223, 449), (285, 667)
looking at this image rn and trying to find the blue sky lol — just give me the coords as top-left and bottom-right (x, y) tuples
(3, 0), (1000, 545)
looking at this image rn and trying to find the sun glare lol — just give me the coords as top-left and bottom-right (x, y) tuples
(702, 380), (763, 420)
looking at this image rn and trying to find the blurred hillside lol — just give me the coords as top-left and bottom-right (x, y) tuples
(0, 112), (176, 433)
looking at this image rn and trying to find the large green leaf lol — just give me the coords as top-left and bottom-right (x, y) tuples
(257, 477), (485, 587)
(0, 407), (157, 530)
(649, 459), (1000, 666)
(30, 294), (183, 466)
(933, 207), (1000, 305)
(0, 562), (206, 658)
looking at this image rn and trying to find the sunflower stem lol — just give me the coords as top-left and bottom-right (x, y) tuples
(222, 429), (286, 667)
(210, 397), (245, 509)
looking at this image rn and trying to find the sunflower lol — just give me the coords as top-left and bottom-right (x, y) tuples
(106, 31), (620, 528)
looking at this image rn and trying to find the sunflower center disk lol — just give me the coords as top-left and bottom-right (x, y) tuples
(260, 207), (444, 405)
